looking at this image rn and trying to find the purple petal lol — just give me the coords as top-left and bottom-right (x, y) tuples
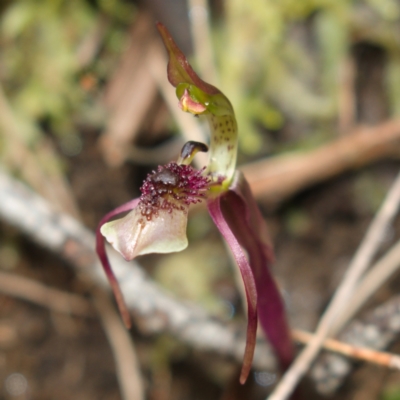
(224, 171), (294, 370)
(207, 197), (258, 384)
(95, 198), (140, 328)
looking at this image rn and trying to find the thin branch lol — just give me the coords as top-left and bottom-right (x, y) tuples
(92, 288), (144, 400)
(0, 270), (93, 317)
(3, 264), (400, 378)
(311, 293), (400, 394)
(268, 170), (400, 400)
(331, 238), (400, 335)
(293, 329), (400, 370)
(0, 267), (144, 399)
(99, 13), (158, 167)
(241, 119), (400, 205)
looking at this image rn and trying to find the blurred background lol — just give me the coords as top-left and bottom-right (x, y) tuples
(2, 0), (400, 399)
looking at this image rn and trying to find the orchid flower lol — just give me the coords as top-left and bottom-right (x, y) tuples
(96, 22), (294, 383)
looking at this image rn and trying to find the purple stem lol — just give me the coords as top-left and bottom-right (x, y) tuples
(95, 198), (140, 328)
(208, 196), (258, 384)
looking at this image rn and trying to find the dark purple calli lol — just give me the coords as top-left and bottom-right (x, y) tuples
(96, 22), (294, 384)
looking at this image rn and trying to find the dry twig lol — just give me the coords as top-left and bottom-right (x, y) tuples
(293, 329), (400, 370)
(331, 238), (400, 335)
(2, 266), (398, 377)
(93, 289), (145, 400)
(242, 119), (400, 205)
(0, 270), (93, 317)
(0, 269), (144, 399)
(311, 293), (400, 394)
(267, 170), (400, 400)
(0, 272), (141, 399)
(0, 163), (146, 398)
(100, 12), (158, 167)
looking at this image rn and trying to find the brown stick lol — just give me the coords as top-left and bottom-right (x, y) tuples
(312, 293), (400, 394)
(100, 12), (158, 167)
(0, 270), (93, 317)
(93, 289), (145, 400)
(268, 170), (400, 400)
(293, 329), (400, 370)
(3, 268), (399, 374)
(3, 266), (399, 374)
(0, 268), (145, 400)
(241, 119), (400, 205)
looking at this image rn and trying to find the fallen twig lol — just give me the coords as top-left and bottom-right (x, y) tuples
(241, 119), (400, 205)
(100, 12), (158, 167)
(93, 288), (145, 400)
(311, 294), (400, 394)
(267, 170), (400, 400)
(331, 238), (400, 336)
(293, 329), (400, 370)
(0, 272), (143, 399)
(2, 266), (397, 376)
(0, 269), (143, 399)
(0, 270), (93, 317)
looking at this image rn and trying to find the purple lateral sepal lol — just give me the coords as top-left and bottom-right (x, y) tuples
(214, 171), (294, 376)
(95, 198), (140, 329)
(207, 196), (258, 384)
